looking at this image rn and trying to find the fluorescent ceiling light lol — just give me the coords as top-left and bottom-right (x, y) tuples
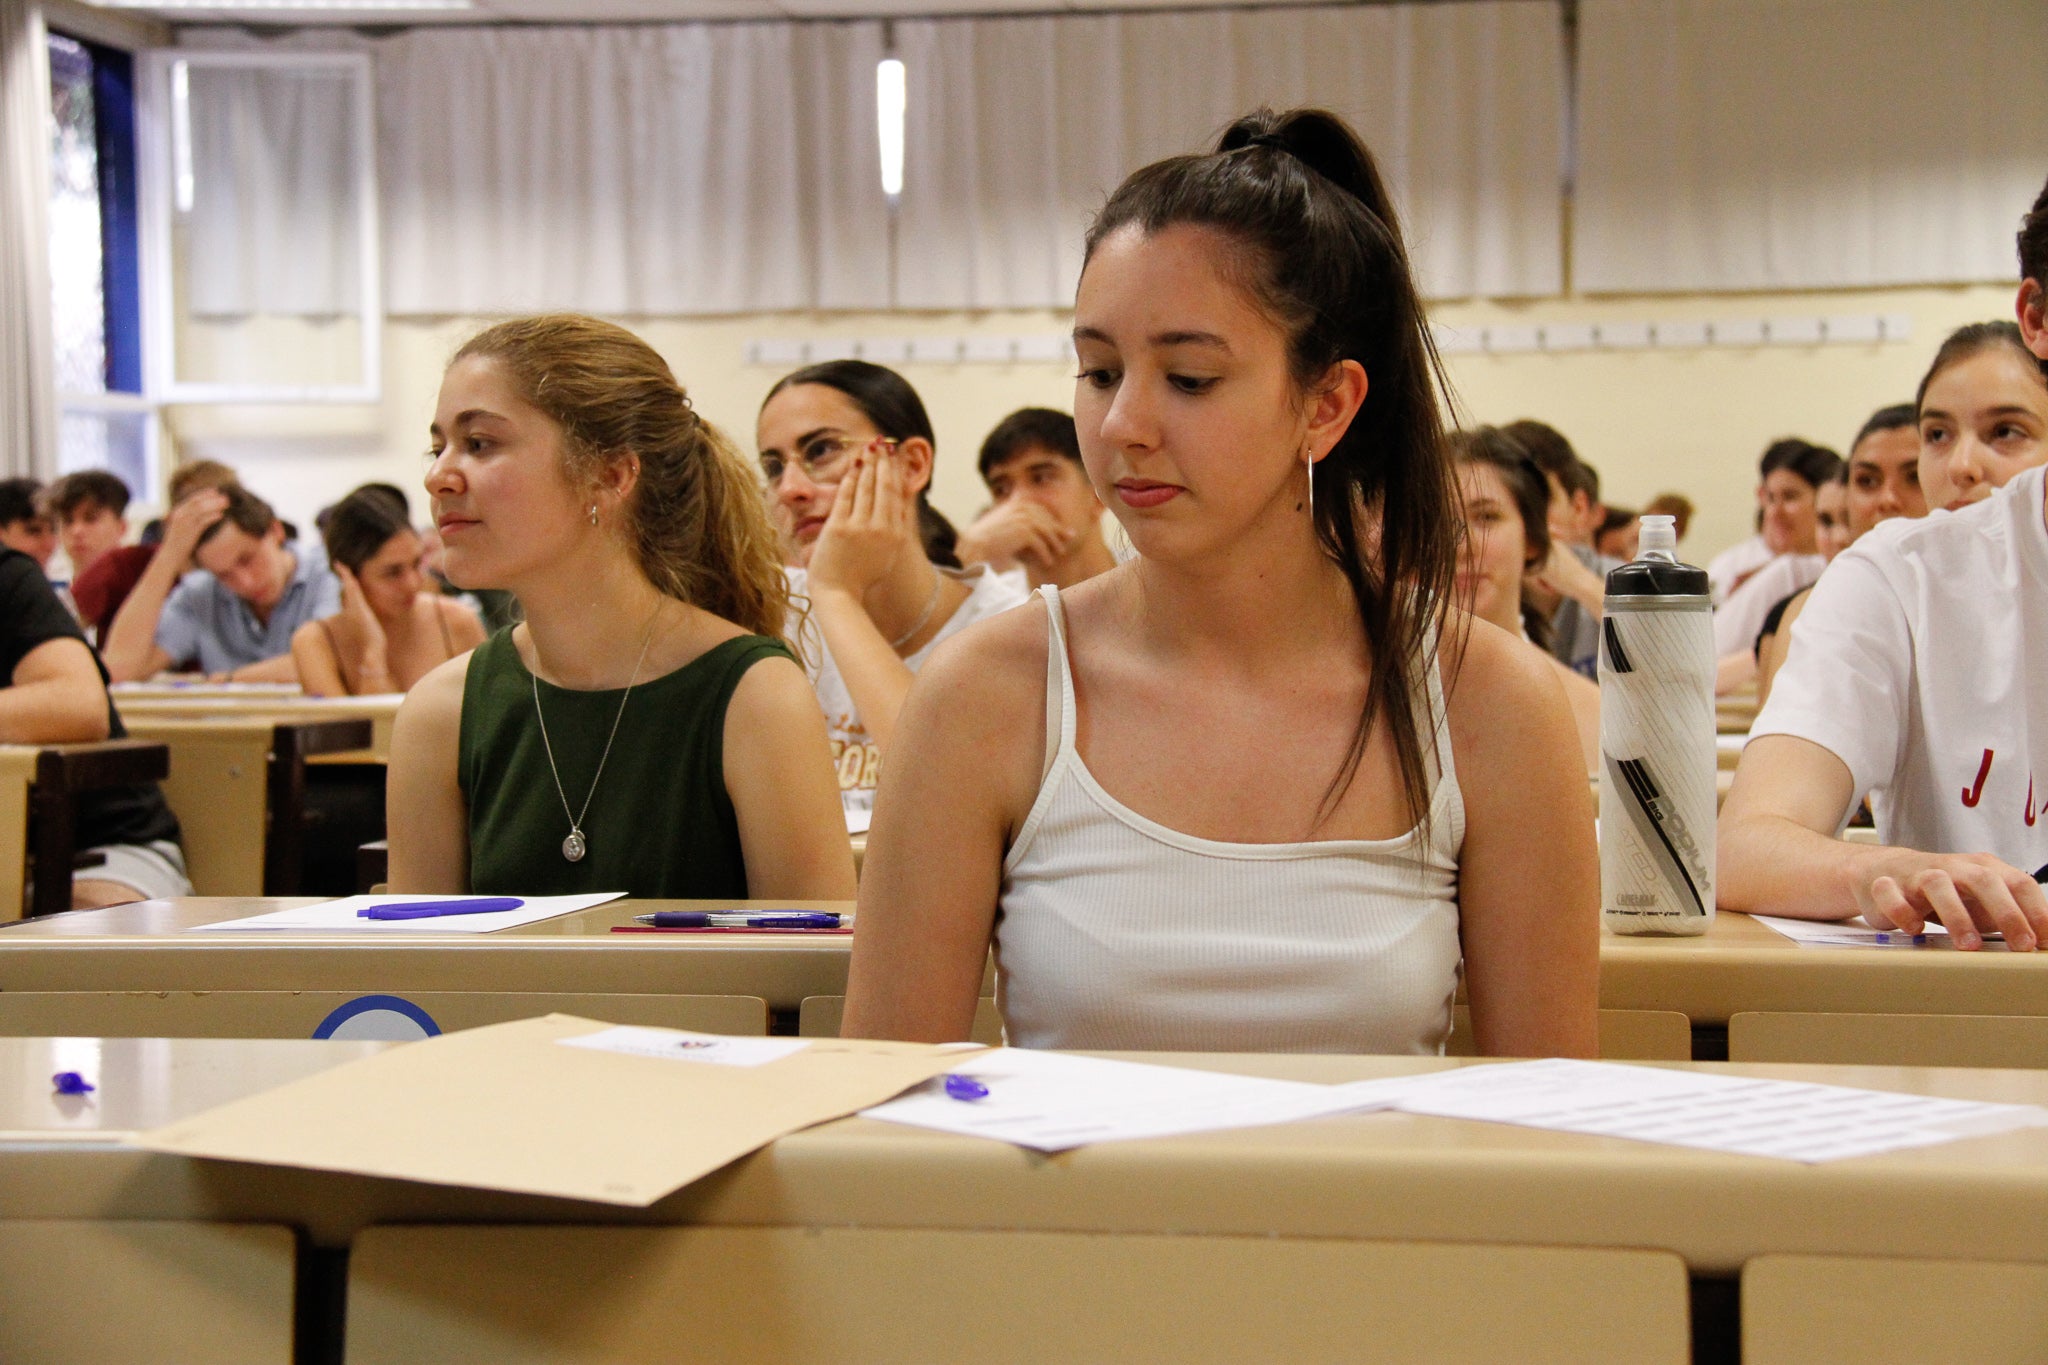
(89, 1), (474, 10)
(877, 57), (904, 200)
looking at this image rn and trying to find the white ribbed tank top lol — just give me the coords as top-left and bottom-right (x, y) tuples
(995, 586), (1465, 1054)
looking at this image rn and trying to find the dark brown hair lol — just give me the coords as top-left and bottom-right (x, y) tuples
(1915, 321), (2045, 411)
(1502, 419), (1597, 502)
(43, 469), (130, 519)
(978, 407), (1081, 481)
(322, 485), (413, 576)
(2020, 175), (2048, 285)
(1757, 437), (1843, 489)
(195, 483), (278, 549)
(454, 315), (790, 639)
(1083, 105), (1460, 829)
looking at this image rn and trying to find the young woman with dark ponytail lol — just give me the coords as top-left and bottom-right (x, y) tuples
(844, 109), (1598, 1055)
(388, 315), (855, 900)
(756, 361), (1028, 824)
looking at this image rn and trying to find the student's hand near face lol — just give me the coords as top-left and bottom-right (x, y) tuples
(807, 445), (917, 600)
(1854, 848), (2048, 950)
(334, 564), (390, 672)
(159, 490), (230, 573)
(1523, 537), (1606, 616)
(957, 498), (1074, 571)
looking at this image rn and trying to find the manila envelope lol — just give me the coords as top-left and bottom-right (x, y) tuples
(135, 1014), (980, 1207)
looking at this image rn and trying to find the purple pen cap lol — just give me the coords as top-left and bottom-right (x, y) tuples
(943, 1074), (990, 1102)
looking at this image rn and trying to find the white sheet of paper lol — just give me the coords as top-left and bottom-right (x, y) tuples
(187, 893), (624, 934)
(558, 1027), (812, 1068)
(1751, 914), (2005, 950)
(1330, 1058), (2048, 1163)
(858, 1047), (1393, 1151)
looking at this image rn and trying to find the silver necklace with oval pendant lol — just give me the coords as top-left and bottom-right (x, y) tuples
(532, 608), (660, 863)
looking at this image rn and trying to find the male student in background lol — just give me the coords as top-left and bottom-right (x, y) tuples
(44, 470), (149, 644)
(958, 408), (1119, 592)
(102, 483), (339, 682)
(0, 478), (56, 571)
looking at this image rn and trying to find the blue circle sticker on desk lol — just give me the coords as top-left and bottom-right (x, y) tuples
(312, 995), (442, 1041)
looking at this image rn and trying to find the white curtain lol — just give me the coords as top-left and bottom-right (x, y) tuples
(893, 1), (1566, 309)
(376, 23), (891, 316)
(1576, 0), (2048, 293)
(185, 64), (361, 317)
(1, 0), (56, 479)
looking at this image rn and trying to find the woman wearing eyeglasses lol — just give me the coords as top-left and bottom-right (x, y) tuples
(757, 361), (1029, 824)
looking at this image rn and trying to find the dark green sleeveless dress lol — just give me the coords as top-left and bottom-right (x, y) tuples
(457, 628), (794, 898)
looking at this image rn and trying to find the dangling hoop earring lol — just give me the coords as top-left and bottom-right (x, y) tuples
(1304, 450), (1316, 523)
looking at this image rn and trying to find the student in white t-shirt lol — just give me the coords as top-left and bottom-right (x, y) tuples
(1721, 305), (2048, 945)
(757, 361), (1028, 820)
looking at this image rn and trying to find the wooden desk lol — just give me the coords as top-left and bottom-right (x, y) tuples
(119, 716), (374, 895)
(0, 741), (173, 920)
(13, 899), (2040, 1060)
(1717, 689), (1758, 734)
(1604, 911), (2048, 1058)
(8, 1040), (2048, 1361)
(115, 692), (402, 761)
(0, 897), (859, 1036)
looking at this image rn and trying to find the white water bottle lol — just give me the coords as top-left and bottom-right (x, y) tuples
(1599, 515), (1716, 935)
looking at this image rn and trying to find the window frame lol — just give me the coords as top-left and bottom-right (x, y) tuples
(48, 28), (160, 493)
(135, 48), (382, 405)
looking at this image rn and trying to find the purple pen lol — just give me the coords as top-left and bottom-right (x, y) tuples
(361, 897), (525, 920)
(944, 1074), (990, 1102)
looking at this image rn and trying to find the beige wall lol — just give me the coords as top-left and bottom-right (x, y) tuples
(162, 280), (2022, 565)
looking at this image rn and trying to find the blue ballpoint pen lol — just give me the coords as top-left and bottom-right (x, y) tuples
(360, 897), (526, 920)
(635, 911), (842, 929)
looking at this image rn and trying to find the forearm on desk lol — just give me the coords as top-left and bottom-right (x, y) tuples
(1717, 809), (1869, 920)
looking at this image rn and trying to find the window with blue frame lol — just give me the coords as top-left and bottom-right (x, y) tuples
(48, 30), (152, 495)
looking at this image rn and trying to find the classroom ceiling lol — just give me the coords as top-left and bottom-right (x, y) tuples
(90, 0), (1344, 21)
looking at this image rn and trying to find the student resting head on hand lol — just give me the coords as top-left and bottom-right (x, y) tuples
(757, 360), (1028, 822)
(387, 314), (855, 901)
(842, 107), (1599, 1057)
(959, 407), (1120, 592)
(101, 482), (341, 685)
(290, 485), (486, 697)
(1721, 184), (2048, 947)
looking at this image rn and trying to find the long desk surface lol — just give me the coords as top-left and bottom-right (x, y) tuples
(115, 693), (401, 765)
(8, 900), (2044, 1027)
(0, 1035), (2043, 1275)
(0, 897), (860, 1012)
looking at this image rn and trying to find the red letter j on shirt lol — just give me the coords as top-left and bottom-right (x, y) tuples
(1961, 749), (1993, 808)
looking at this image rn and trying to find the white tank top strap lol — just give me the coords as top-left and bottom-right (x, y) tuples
(1038, 584), (1078, 779)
